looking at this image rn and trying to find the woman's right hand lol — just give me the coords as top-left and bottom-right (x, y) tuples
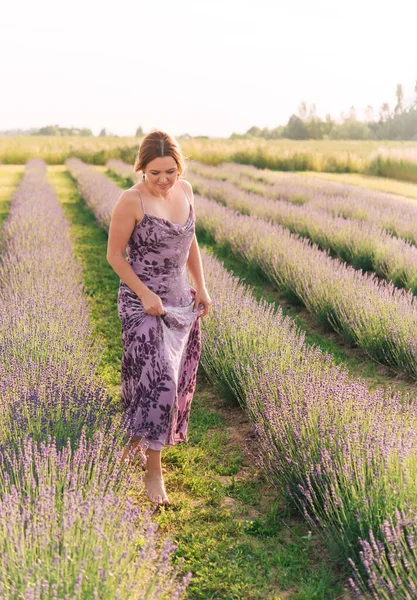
(139, 288), (166, 316)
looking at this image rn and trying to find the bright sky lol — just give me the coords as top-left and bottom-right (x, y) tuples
(1, 0), (416, 138)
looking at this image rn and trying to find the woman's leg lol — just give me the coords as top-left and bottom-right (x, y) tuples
(122, 436), (170, 505)
(121, 435), (147, 466)
(144, 448), (170, 505)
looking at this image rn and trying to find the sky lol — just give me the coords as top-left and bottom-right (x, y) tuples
(1, 0), (416, 138)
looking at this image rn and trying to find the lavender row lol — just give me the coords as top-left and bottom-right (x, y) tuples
(0, 159), (111, 447)
(67, 157), (123, 230)
(187, 160), (417, 248)
(106, 159), (417, 293)
(186, 169), (417, 294)
(199, 248), (417, 597)
(107, 158), (140, 183)
(0, 424), (191, 599)
(75, 158), (417, 596)
(194, 194), (417, 379)
(100, 160), (417, 378)
(0, 160), (191, 598)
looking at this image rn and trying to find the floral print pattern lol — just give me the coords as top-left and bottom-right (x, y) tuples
(117, 193), (202, 451)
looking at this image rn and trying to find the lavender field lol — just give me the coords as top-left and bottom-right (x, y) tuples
(3, 155), (417, 599)
(0, 161), (191, 599)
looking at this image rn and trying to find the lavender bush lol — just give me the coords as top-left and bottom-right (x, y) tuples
(0, 424), (191, 599)
(187, 166), (417, 293)
(187, 160), (417, 248)
(199, 248), (417, 565)
(107, 158), (139, 184)
(194, 194), (417, 379)
(243, 356), (417, 564)
(196, 250), (333, 406)
(71, 159), (417, 595)
(67, 158), (126, 230)
(0, 159), (191, 598)
(0, 159), (115, 448)
(349, 509), (417, 599)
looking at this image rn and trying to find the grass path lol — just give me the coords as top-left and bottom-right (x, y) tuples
(0, 165), (24, 228)
(47, 165), (350, 599)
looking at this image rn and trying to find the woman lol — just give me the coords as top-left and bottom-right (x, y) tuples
(106, 130), (211, 506)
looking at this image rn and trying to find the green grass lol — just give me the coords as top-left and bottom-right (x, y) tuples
(47, 166), (122, 405)
(0, 165), (25, 228)
(48, 165), (350, 599)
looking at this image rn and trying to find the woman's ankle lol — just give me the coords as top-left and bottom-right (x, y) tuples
(145, 467), (163, 478)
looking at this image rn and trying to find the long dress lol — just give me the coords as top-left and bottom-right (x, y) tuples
(117, 181), (203, 451)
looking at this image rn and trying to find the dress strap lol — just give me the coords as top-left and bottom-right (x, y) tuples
(180, 180), (191, 207)
(131, 187), (146, 215)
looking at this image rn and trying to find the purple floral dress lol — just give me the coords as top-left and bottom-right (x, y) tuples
(117, 181), (203, 451)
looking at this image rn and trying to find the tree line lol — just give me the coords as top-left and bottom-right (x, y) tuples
(233, 82), (417, 141)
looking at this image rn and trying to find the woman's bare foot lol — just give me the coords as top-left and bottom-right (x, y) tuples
(144, 469), (170, 505)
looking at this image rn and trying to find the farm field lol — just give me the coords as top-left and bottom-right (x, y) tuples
(0, 162), (353, 599)
(3, 152), (417, 599)
(107, 159), (417, 378)
(1, 136), (417, 182)
(98, 161), (417, 589)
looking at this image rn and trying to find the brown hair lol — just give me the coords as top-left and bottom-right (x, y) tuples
(134, 130), (187, 175)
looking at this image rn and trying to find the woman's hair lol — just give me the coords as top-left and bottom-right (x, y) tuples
(134, 130), (187, 175)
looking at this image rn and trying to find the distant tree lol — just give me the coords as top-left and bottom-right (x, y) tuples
(270, 125), (284, 139)
(306, 104), (328, 139)
(364, 105), (375, 122)
(298, 101), (308, 120)
(283, 115), (309, 139)
(395, 84), (404, 115)
(135, 126), (144, 137)
(324, 113), (335, 136)
(379, 103), (391, 122)
(99, 128), (107, 137)
(348, 105), (357, 121)
(415, 80), (417, 106)
(246, 126), (262, 137)
(38, 125), (60, 136)
(308, 103), (317, 120)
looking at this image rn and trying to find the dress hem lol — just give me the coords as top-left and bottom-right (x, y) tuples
(143, 435), (189, 452)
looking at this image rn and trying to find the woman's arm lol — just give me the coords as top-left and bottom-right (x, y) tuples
(106, 190), (150, 300)
(182, 180), (207, 290)
(187, 233), (207, 289)
(182, 179), (212, 317)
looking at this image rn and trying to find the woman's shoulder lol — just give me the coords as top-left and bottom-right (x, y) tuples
(119, 184), (142, 198)
(117, 185), (143, 207)
(178, 179), (194, 203)
(114, 185), (143, 221)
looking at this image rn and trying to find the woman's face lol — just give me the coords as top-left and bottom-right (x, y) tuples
(143, 156), (178, 194)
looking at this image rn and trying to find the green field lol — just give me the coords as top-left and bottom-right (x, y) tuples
(1, 136), (417, 182)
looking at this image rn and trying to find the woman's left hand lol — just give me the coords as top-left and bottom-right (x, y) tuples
(193, 285), (212, 318)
